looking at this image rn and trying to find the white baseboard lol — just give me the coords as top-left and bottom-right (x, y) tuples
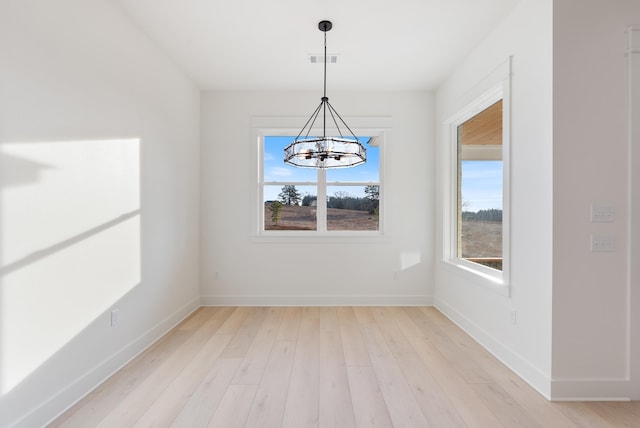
(200, 294), (434, 307)
(14, 297), (201, 428)
(434, 297), (552, 400)
(550, 379), (631, 401)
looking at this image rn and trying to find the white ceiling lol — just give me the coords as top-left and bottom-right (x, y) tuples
(115, 0), (520, 92)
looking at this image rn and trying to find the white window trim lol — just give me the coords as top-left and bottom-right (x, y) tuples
(442, 59), (512, 295)
(250, 116), (391, 242)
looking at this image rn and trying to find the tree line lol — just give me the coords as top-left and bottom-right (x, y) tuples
(275, 184), (379, 214)
(461, 208), (502, 222)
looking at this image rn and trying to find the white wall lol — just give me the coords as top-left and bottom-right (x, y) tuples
(0, 1), (200, 426)
(435, 0), (554, 397)
(200, 91), (434, 306)
(552, 0), (640, 399)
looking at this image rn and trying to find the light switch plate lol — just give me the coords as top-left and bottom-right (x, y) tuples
(591, 235), (615, 252)
(591, 204), (615, 222)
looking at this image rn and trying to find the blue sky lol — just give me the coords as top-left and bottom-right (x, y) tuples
(460, 160), (503, 212)
(264, 137), (501, 211)
(264, 136), (379, 202)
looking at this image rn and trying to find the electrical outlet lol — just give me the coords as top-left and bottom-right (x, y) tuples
(110, 309), (120, 327)
(591, 235), (615, 252)
(510, 310), (517, 325)
(591, 204), (615, 222)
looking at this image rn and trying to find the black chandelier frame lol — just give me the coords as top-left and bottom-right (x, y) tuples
(284, 20), (366, 169)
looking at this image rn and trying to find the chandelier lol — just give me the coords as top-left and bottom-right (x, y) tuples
(284, 20), (366, 169)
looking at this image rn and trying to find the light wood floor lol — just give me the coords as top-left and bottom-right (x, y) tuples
(50, 307), (640, 427)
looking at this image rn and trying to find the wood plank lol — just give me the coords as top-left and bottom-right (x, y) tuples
(359, 323), (431, 427)
(176, 307), (218, 331)
(590, 401), (640, 427)
(393, 350), (468, 427)
(282, 318), (319, 428)
(209, 306), (237, 321)
(459, 99), (502, 146)
(345, 365), (394, 428)
(372, 307), (469, 427)
(219, 307), (268, 358)
(553, 402), (614, 428)
(170, 357), (243, 428)
(303, 306), (321, 320)
(352, 306), (376, 324)
(337, 306), (371, 367)
(389, 306), (428, 338)
(469, 381), (542, 427)
(371, 306), (417, 354)
(132, 328), (235, 427)
(243, 340), (296, 427)
(206, 384), (257, 428)
(276, 306), (302, 342)
(231, 307), (285, 385)
(319, 308), (356, 428)
(407, 307), (494, 384)
(406, 334), (503, 428)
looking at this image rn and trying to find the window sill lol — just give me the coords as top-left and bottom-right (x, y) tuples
(251, 232), (391, 244)
(442, 259), (510, 297)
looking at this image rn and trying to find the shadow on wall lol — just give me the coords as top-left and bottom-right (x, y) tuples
(0, 138), (141, 400)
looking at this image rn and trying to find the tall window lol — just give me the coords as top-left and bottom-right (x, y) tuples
(456, 100), (504, 271)
(261, 135), (381, 233)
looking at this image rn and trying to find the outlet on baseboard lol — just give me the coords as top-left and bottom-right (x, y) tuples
(110, 309), (120, 327)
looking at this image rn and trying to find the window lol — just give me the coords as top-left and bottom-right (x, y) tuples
(260, 135), (381, 234)
(445, 79), (510, 287)
(457, 100), (504, 271)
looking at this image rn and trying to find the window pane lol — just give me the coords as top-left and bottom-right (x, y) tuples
(457, 100), (503, 270)
(264, 136), (316, 182)
(264, 185), (316, 231)
(261, 134), (382, 235)
(326, 139), (379, 182)
(459, 161), (502, 265)
(326, 185), (379, 231)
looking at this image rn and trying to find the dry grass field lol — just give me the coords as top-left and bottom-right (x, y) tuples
(264, 206), (499, 258)
(461, 220), (502, 258)
(265, 204), (378, 231)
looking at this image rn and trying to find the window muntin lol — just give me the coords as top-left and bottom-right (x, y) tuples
(456, 100), (503, 271)
(262, 135), (380, 234)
